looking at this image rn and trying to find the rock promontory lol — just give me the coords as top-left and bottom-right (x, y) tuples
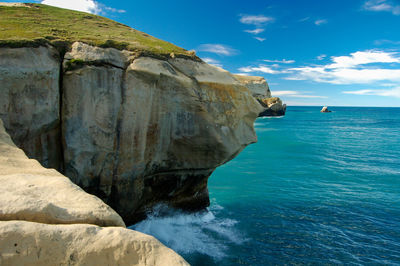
(234, 75), (287, 117)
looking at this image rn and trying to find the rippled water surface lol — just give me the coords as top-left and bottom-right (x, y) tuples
(131, 106), (400, 265)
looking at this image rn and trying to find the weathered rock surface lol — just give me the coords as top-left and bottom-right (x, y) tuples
(0, 220), (188, 266)
(0, 41), (262, 224)
(0, 119), (125, 227)
(0, 45), (62, 170)
(233, 75), (271, 98)
(258, 97), (287, 116)
(64, 42), (130, 69)
(234, 74), (286, 117)
(0, 118), (188, 265)
(62, 44), (262, 223)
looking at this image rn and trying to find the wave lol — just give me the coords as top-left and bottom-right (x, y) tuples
(257, 115), (285, 119)
(129, 202), (246, 260)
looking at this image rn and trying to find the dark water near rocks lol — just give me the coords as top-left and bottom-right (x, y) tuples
(131, 106), (400, 265)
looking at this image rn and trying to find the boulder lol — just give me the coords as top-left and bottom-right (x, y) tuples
(0, 220), (188, 266)
(0, 119), (125, 227)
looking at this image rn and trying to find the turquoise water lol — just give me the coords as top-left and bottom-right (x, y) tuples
(132, 106), (400, 265)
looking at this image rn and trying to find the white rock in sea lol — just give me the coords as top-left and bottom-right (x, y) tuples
(321, 106), (332, 113)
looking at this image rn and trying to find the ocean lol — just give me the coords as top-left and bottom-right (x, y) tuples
(131, 106), (400, 265)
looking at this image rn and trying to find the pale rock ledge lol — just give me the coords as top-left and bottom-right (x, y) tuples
(0, 119), (125, 227)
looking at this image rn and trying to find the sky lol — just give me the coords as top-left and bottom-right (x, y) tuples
(5, 0), (400, 107)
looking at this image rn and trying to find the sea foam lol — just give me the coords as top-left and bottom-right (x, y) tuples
(129, 201), (246, 260)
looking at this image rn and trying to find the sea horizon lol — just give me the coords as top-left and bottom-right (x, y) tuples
(133, 106), (400, 265)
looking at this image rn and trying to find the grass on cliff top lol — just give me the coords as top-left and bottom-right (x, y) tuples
(0, 3), (190, 56)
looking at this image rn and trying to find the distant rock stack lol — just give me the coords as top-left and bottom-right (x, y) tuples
(321, 106), (332, 113)
(234, 75), (286, 117)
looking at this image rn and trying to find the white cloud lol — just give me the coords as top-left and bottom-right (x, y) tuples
(102, 5), (126, 13)
(202, 58), (223, 68)
(363, 0), (400, 15)
(273, 90), (328, 98)
(299, 17), (310, 22)
(326, 50), (400, 69)
(254, 37), (266, 42)
(317, 54), (327, 60)
(374, 39), (400, 45)
(239, 15), (274, 26)
(241, 15), (273, 41)
(287, 50), (400, 84)
(238, 65), (278, 74)
(42, 0), (99, 13)
(41, 0), (125, 14)
(197, 44), (238, 56)
(343, 87), (400, 97)
(315, 19), (328, 26)
(264, 59), (295, 64)
(244, 28), (264, 35)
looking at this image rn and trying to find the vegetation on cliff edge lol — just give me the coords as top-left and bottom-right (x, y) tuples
(0, 3), (189, 56)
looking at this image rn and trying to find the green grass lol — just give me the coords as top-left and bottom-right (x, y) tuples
(0, 3), (190, 56)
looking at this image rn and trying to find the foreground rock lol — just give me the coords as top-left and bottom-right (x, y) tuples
(0, 221), (188, 266)
(0, 118), (188, 265)
(234, 75), (286, 117)
(0, 119), (125, 227)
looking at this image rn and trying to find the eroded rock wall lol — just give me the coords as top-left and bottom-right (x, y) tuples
(0, 42), (262, 224)
(0, 119), (188, 265)
(0, 119), (125, 227)
(0, 45), (62, 169)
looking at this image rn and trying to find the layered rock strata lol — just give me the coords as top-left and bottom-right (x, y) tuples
(234, 75), (286, 117)
(0, 42), (262, 224)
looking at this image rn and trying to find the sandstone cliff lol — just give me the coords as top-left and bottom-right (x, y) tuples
(0, 4), (262, 224)
(0, 119), (188, 265)
(234, 75), (287, 117)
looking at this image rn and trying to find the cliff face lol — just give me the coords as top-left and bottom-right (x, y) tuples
(0, 42), (262, 224)
(234, 75), (287, 117)
(0, 118), (188, 265)
(0, 46), (62, 170)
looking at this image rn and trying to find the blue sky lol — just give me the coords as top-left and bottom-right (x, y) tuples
(6, 0), (400, 106)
